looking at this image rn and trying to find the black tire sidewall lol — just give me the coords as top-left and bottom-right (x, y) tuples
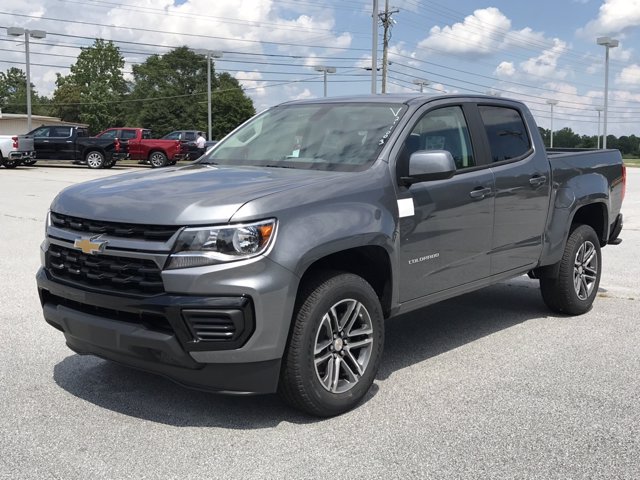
(289, 273), (384, 416)
(559, 225), (602, 313)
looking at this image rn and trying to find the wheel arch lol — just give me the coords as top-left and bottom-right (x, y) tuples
(569, 201), (608, 246)
(295, 245), (393, 319)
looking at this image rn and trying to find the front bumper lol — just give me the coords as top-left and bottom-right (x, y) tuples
(37, 258), (296, 394)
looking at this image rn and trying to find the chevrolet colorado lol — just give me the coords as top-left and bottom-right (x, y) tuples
(37, 94), (625, 416)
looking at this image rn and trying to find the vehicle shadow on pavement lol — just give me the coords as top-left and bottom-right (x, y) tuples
(52, 279), (549, 428)
(378, 279), (549, 380)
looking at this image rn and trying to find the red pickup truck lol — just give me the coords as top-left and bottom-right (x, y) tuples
(96, 128), (187, 168)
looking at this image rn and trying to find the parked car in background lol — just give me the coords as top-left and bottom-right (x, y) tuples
(0, 134), (35, 168)
(162, 130), (199, 160)
(28, 125), (126, 169)
(97, 128), (186, 168)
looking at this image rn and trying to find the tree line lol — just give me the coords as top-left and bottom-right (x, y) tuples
(0, 40), (255, 138)
(538, 127), (640, 156)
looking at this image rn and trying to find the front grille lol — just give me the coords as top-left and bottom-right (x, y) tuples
(41, 290), (173, 334)
(47, 244), (164, 295)
(50, 212), (179, 241)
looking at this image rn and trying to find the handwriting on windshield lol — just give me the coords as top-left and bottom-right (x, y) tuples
(379, 108), (402, 146)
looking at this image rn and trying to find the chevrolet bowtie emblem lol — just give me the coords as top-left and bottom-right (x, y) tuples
(74, 236), (107, 255)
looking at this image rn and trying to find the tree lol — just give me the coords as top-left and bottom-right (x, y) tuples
(553, 127), (580, 148)
(128, 47), (255, 137)
(0, 67), (51, 116)
(51, 39), (127, 133)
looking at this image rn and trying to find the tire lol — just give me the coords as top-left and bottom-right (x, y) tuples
(149, 151), (168, 168)
(540, 224), (602, 315)
(22, 159), (37, 166)
(279, 271), (384, 417)
(3, 159), (19, 169)
(103, 158), (116, 169)
(85, 151), (105, 169)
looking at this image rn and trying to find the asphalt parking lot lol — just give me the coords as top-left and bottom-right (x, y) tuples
(1, 163), (638, 479)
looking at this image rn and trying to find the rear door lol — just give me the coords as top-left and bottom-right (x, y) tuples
(395, 103), (495, 301)
(477, 105), (551, 274)
(52, 126), (76, 159)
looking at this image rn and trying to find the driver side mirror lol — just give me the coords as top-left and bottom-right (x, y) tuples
(401, 150), (456, 186)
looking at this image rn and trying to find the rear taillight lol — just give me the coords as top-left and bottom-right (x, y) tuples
(12, 136), (18, 149)
(621, 164), (626, 203)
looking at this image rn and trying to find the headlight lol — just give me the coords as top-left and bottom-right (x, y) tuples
(166, 219), (277, 269)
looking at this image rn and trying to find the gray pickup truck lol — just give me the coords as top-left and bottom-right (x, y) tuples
(37, 94), (625, 416)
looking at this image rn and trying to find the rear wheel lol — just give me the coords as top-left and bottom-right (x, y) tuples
(540, 224), (602, 315)
(2, 158), (19, 168)
(85, 151), (105, 169)
(149, 151), (168, 168)
(279, 271), (384, 417)
(22, 159), (37, 166)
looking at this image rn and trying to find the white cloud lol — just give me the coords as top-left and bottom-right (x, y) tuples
(579, 0), (640, 36)
(495, 61), (516, 78)
(418, 7), (512, 56)
(520, 39), (570, 79)
(617, 64), (640, 85)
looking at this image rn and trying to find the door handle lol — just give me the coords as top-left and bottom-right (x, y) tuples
(529, 175), (547, 187)
(469, 187), (492, 199)
(66, 140), (73, 143)
(43, 140), (49, 143)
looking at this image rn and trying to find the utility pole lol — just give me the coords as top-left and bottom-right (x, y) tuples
(379, 0), (399, 94)
(371, 0), (378, 94)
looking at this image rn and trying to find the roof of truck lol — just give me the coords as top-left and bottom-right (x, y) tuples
(280, 93), (525, 107)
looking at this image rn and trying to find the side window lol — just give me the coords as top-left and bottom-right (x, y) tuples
(120, 130), (137, 140)
(142, 130), (152, 140)
(184, 132), (196, 141)
(51, 127), (72, 137)
(76, 128), (88, 137)
(99, 130), (118, 139)
(478, 106), (531, 162)
(32, 127), (50, 137)
(164, 131), (181, 140)
(402, 106), (474, 171)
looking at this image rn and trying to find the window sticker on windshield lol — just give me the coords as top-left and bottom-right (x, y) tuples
(379, 107), (403, 146)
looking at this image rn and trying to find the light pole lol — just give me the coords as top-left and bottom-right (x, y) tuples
(195, 49), (223, 141)
(546, 99), (558, 148)
(595, 106), (603, 149)
(597, 36), (618, 149)
(7, 27), (46, 132)
(412, 79), (430, 93)
(314, 66), (336, 97)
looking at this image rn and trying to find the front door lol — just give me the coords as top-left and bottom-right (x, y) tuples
(396, 105), (495, 302)
(31, 126), (55, 159)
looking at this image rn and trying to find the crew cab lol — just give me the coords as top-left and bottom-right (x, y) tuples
(0, 134), (35, 168)
(28, 125), (126, 169)
(37, 94), (625, 417)
(97, 128), (186, 168)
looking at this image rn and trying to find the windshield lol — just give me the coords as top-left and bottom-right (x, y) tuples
(200, 102), (408, 171)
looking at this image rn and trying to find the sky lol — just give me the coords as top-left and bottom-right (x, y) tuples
(1, 0), (640, 136)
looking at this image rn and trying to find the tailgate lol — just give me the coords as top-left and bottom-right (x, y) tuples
(16, 135), (35, 152)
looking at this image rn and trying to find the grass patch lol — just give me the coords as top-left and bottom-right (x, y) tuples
(624, 158), (640, 168)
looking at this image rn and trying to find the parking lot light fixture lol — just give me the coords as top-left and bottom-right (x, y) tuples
(412, 79), (430, 93)
(314, 66), (336, 97)
(597, 36), (618, 149)
(7, 27), (47, 132)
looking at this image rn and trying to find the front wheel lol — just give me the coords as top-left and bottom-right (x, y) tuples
(149, 151), (168, 168)
(22, 158), (37, 166)
(540, 224), (602, 315)
(279, 272), (384, 417)
(85, 151), (105, 169)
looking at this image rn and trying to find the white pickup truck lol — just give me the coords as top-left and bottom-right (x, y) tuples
(0, 134), (36, 168)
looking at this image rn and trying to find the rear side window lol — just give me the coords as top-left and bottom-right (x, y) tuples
(479, 106), (531, 162)
(121, 129), (137, 140)
(163, 131), (181, 140)
(52, 126), (72, 137)
(184, 132), (196, 141)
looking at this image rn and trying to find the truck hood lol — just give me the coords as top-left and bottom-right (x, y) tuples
(50, 164), (344, 225)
